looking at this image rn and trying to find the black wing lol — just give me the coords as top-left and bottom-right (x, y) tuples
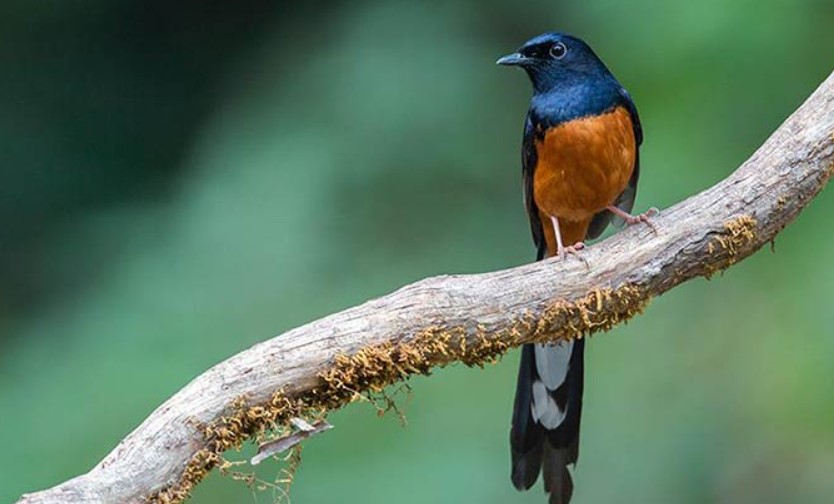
(586, 88), (643, 239)
(522, 112), (547, 260)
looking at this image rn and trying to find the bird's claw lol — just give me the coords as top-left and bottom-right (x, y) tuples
(557, 242), (589, 268)
(621, 207), (659, 235)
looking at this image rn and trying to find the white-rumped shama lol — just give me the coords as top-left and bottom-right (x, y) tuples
(498, 32), (655, 504)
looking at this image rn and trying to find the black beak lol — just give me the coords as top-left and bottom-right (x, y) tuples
(496, 52), (531, 67)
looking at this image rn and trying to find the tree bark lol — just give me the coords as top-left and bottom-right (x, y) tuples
(17, 71), (834, 504)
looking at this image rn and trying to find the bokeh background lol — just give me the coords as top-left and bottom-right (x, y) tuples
(3, 1), (834, 503)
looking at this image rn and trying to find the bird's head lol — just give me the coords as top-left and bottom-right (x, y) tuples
(497, 32), (610, 93)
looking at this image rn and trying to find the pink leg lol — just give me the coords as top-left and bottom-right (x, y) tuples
(607, 206), (660, 234)
(550, 216), (588, 266)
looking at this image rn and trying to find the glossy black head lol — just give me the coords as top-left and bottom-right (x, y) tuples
(497, 32), (611, 93)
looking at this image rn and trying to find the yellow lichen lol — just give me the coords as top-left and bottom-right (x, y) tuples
(776, 195), (788, 210)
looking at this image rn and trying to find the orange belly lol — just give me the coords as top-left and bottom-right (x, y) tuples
(533, 106), (636, 255)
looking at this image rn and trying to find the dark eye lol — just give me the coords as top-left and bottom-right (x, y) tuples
(550, 42), (567, 59)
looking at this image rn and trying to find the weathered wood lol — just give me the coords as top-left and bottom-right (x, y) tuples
(17, 71), (834, 504)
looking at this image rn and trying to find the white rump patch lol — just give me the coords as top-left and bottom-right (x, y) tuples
(534, 341), (573, 391)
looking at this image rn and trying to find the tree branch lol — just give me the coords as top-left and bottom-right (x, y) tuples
(18, 71), (834, 504)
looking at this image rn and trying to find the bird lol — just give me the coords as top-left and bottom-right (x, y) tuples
(497, 32), (655, 504)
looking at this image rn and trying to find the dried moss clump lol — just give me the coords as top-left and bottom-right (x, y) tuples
(148, 393), (310, 503)
(148, 284), (651, 503)
(529, 285), (650, 343)
(721, 215), (758, 258)
(705, 215), (758, 277)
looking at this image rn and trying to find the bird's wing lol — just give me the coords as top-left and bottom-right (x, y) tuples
(522, 112), (547, 260)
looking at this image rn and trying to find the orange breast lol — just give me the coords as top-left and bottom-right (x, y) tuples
(533, 106), (636, 253)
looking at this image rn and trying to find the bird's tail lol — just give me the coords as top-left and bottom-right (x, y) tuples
(510, 340), (585, 504)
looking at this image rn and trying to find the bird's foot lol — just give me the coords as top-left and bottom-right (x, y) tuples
(607, 206), (660, 235)
(557, 242), (588, 268)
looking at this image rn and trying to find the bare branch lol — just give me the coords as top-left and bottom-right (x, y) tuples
(17, 71), (834, 504)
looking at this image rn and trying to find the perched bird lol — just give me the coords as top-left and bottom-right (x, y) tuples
(498, 32), (655, 503)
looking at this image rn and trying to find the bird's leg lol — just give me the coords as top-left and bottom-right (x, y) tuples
(607, 205), (660, 235)
(550, 216), (587, 266)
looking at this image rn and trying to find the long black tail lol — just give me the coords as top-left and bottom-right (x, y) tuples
(510, 340), (585, 504)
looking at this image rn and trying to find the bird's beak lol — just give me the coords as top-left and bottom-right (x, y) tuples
(496, 52), (531, 67)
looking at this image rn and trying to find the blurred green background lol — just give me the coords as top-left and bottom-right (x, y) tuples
(3, 0), (834, 503)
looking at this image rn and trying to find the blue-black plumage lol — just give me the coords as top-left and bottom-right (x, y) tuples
(500, 32), (647, 504)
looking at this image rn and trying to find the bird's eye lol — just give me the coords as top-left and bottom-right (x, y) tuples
(550, 42), (567, 59)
